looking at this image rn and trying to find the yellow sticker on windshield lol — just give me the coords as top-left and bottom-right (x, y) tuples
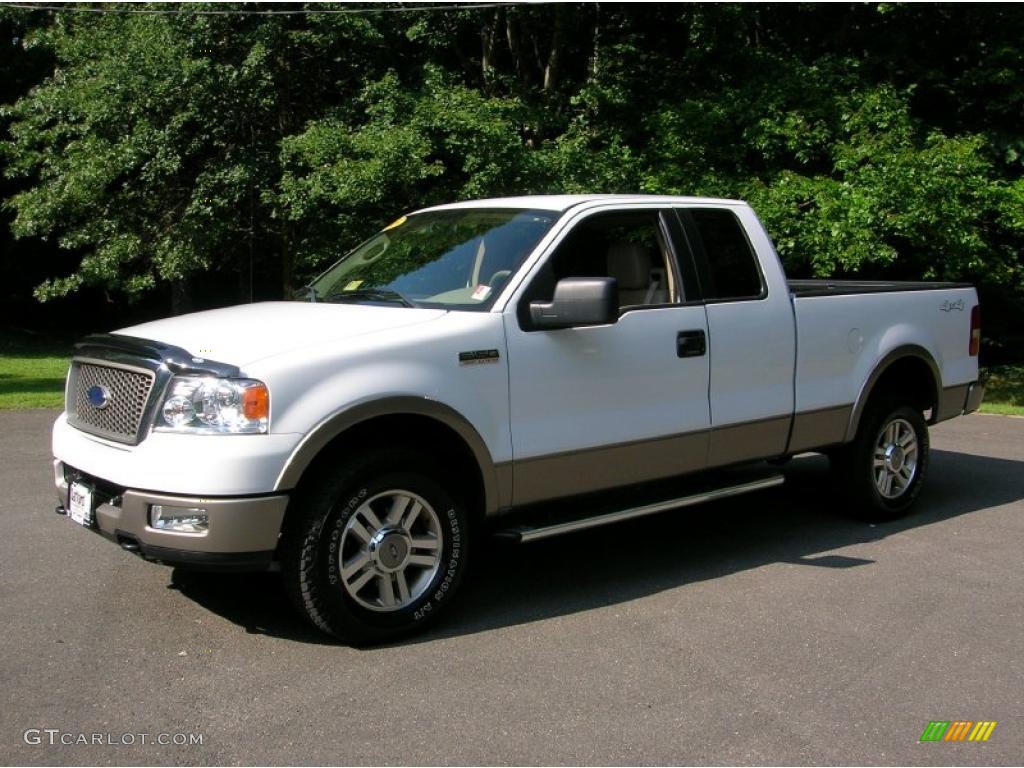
(383, 215), (407, 232)
(344, 280), (364, 291)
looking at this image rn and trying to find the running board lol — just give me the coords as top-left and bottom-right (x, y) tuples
(494, 473), (785, 544)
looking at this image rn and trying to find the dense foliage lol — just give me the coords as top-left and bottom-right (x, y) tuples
(1, 3), (1022, 351)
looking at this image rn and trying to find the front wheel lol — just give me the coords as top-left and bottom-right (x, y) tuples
(281, 449), (469, 644)
(833, 403), (930, 520)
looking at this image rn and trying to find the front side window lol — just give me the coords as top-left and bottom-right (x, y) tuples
(520, 210), (680, 324)
(306, 208), (556, 310)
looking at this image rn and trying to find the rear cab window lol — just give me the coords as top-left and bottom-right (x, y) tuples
(678, 208), (765, 302)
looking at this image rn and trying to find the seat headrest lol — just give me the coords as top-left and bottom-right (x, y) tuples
(607, 242), (653, 290)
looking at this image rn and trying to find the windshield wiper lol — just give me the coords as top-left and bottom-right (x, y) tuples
(324, 288), (414, 308)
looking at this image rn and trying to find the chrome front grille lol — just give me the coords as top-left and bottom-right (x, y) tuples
(67, 361), (156, 444)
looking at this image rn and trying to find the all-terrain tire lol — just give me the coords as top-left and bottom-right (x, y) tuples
(832, 402), (930, 521)
(280, 449), (469, 644)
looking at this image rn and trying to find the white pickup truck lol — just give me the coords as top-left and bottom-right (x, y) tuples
(53, 195), (984, 642)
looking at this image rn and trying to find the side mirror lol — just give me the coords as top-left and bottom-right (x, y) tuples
(529, 277), (619, 329)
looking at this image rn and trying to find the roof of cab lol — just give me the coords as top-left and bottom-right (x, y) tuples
(419, 194), (746, 214)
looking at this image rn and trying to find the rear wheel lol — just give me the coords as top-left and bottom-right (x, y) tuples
(281, 449), (469, 644)
(833, 402), (929, 520)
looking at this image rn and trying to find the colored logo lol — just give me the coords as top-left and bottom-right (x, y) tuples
(920, 721), (997, 742)
(86, 385), (112, 410)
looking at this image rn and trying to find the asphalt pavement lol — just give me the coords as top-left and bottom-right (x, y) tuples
(1, 409), (1021, 766)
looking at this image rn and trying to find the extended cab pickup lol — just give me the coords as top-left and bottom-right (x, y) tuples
(53, 195), (984, 641)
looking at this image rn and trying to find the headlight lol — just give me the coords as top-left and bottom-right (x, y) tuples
(156, 376), (270, 434)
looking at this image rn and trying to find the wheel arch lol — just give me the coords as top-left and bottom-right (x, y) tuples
(275, 398), (509, 519)
(845, 345), (941, 442)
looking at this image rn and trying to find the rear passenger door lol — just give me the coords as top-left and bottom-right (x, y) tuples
(504, 207), (712, 505)
(674, 207), (796, 465)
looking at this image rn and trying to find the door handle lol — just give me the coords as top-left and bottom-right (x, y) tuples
(677, 329), (707, 358)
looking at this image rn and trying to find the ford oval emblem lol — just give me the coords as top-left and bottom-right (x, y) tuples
(86, 384), (112, 410)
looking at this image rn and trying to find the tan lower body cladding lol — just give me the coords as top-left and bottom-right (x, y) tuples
(512, 430), (710, 506)
(512, 407), (855, 506)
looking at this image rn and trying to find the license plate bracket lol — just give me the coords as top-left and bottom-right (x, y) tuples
(68, 481), (95, 527)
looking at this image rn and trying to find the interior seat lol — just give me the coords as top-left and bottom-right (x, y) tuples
(606, 242), (666, 306)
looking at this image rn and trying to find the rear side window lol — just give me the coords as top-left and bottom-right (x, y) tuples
(689, 209), (763, 301)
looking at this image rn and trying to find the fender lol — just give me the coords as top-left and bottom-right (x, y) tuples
(274, 396), (510, 515)
(844, 344), (941, 442)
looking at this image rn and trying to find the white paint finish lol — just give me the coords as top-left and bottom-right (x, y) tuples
(422, 194), (744, 214)
(52, 194), (982, 512)
(59, 309), (513, 496)
(117, 302), (447, 368)
(689, 204), (797, 433)
(504, 305), (712, 460)
(847, 328), (864, 354)
(53, 413), (302, 495)
(250, 312), (514, 469)
(793, 286), (979, 413)
(704, 299), (796, 428)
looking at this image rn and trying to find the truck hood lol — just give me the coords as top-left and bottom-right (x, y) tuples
(115, 301), (447, 367)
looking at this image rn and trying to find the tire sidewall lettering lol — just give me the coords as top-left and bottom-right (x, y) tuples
(326, 488), (367, 587)
(322, 479), (465, 626)
(419, 506), (461, 620)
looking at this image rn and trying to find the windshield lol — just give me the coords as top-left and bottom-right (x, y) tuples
(304, 208), (558, 310)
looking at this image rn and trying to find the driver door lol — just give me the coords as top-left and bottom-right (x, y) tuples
(504, 207), (712, 505)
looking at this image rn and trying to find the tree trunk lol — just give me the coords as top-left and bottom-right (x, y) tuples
(170, 279), (192, 316)
(505, 9), (528, 86)
(481, 8), (501, 87)
(280, 221), (293, 300)
(543, 13), (564, 91)
(276, 47), (295, 300)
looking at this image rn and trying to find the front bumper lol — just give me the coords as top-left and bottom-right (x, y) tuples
(52, 413), (303, 496)
(55, 461), (288, 571)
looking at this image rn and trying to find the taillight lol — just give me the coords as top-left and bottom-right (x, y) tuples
(969, 305), (981, 356)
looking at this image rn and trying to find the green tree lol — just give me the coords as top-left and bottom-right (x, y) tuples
(2, 5), (393, 309)
(275, 66), (544, 273)
(2, 3), (1022, 352)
